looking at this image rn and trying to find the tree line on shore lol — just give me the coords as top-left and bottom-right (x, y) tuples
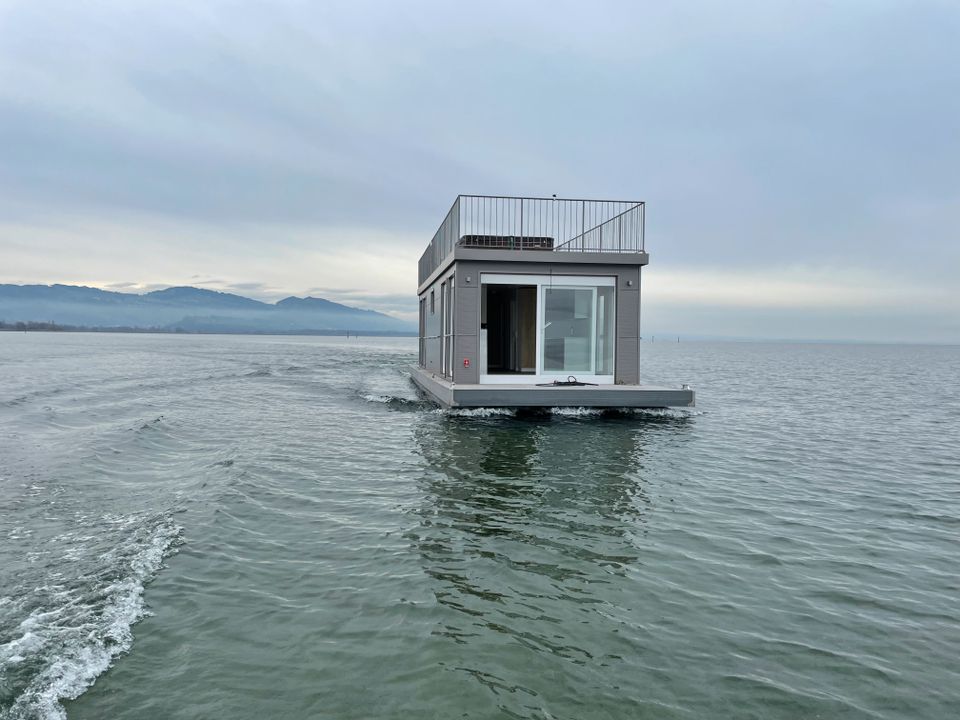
(0, 320), (169, 333)
(0, 320), (413, 337)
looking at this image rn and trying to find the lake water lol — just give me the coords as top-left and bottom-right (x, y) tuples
(1, 333), (958, 719)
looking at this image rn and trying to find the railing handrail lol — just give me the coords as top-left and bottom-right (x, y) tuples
(426, 195), (461, 252)
(553, 202), (645, 251)
(419, 195), (646, 286)
(458, 193), (644, 205)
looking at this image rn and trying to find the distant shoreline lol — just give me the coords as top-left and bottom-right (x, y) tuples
(0, 321), (416, 338)
(1, 322), (954, 346)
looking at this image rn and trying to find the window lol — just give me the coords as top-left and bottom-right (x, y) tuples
(443, 275), (454, 377)
(430, 290), (435, 314)
(440, 282), (446, 374)
(418, 298), (426, 366)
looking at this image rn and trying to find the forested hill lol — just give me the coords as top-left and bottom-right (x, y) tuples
(0, 285), (413, 334)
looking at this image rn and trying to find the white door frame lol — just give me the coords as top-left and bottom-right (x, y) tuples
(479, 273), (615, 385)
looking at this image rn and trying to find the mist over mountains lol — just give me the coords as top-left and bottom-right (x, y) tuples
(0, 285), (414, 334)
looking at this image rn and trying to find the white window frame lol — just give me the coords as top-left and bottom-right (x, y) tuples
(479, 273), (615, 385)
(442, 275), (455, 378)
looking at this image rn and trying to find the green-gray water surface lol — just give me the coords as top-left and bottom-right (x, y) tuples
(1, 333), (958, 719)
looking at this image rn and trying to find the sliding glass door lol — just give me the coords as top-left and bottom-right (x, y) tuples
(480, 274), (616, 384)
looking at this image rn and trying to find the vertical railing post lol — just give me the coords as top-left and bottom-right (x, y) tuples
(519, 198), (523, 250)
(580, 200), (585, 251)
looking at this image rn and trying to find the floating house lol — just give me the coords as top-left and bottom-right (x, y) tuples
(411, 195), (695, 409)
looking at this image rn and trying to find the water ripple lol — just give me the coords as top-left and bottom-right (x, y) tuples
(0, 335), (957, 719)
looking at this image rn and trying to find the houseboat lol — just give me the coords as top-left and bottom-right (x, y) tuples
(411, 195), (695, 409)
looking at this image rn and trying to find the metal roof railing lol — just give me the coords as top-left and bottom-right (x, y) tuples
(418, 195), (645, 285)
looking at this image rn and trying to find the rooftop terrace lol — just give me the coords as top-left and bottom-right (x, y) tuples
(418, 195), (645, 285)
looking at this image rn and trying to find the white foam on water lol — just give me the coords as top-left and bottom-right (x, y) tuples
(1, 519), (182, 720)
(439, 407), (517, 417)
(359, 367), (423, 406)
(436, 406), (702, 419)
(593, 407), (705, 418)
(361, 393), (428, 409)
(549, 407), (605, 417)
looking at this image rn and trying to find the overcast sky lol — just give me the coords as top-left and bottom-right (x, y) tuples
(1, 0), (957, 342)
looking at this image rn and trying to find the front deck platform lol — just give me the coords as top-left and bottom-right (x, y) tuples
(410, 366), (695, 409)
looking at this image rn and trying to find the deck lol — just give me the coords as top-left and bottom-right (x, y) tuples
(410, 366), (695, 409)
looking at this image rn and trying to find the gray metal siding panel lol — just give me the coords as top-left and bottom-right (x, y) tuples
(453, 334), (478, 383)
(424, 338), (442, 373)
(615, 287), (640, 383)
(617, 288), (639, 338)
(617, 267), (640, 288)
(455, 285), (479, 338)
(470, 260), (636, 279)
(452, 261), (480, 382)
(616, 338), (640, 384)
(453, 247), (649, 268)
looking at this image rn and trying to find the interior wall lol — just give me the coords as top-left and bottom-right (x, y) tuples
(517, 286), (537, 371)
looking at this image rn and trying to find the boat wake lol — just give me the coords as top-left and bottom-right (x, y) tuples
(0, 516), (183, 720)
(360, 393), (435, 410)
(358, 368), (430, 410)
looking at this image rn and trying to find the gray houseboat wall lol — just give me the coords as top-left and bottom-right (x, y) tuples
(449, 261), (642, 385)
(418, 266), (456, 377)
(419, 259), (644, 385)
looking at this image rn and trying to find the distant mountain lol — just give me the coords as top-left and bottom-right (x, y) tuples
(275, 296), (355, 311)
(144, 286), (266, 309)
(0, 284), (414, 334)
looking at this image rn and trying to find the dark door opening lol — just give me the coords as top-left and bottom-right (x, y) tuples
(482, 284), (536, 375)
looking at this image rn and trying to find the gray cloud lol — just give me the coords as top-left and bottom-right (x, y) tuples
(0, 0), (957, 340)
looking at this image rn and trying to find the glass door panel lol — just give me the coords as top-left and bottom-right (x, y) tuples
(541, 287), (595, 374)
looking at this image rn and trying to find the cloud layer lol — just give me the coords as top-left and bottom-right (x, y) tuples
(1, 1), (957, 340)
